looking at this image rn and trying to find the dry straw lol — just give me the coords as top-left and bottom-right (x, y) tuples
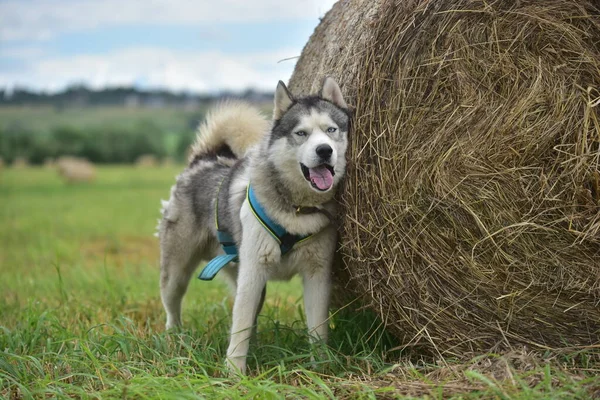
(56, 156), (96, 183)
(290, 0), (600, 356)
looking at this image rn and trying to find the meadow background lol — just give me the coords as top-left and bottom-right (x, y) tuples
(0, 99), (203, 165)
(1, 116), (599, 398)
(1, 0), (599, 396)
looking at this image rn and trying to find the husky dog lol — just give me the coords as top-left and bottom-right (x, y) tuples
(158, 77), (350, 374)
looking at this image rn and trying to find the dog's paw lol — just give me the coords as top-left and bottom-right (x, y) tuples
(225, 357), (246, 377)
(165, 316), (183, 331)
(165, 323), (183, 333)
(306, 342), (330, 370)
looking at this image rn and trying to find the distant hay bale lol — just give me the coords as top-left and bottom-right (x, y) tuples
(290, 0), (600, 356)
(12, 157), (29, 169)
(135, 154), (158, 167)
(56, 156), (96, 183)
(162, 157), (174, 167)
(43, 158), (56, 169)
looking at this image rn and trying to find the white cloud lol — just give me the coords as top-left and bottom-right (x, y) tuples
(0, 46), (47, 60)
(0, 0), (337, 91)
(0, 46), (302, 93)
(0, 0), (337, 41)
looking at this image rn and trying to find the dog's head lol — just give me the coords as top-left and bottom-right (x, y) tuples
(267, 78), (350, 199)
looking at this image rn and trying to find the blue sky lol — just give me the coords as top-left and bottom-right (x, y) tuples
(0, 0), (335, 93)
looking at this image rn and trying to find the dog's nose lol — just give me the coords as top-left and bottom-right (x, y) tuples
(316, 144), (333, 159)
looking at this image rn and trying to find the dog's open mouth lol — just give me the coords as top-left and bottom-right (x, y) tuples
(300, 163), (335, 191)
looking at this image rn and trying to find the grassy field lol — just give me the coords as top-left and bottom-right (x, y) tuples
(1, 166), (598, 399)
(0, 106), (203, 134)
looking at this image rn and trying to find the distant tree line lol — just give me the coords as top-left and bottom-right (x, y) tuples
(0, 122), (195, 164)
(0, 85), (273, 107)
(0, 85), (273, 165)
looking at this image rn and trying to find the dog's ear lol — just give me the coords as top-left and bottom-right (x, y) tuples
(274, 80), (294, 120)
(321, 77), (348, 109)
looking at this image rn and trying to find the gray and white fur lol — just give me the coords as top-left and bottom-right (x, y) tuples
(158, 77), (350, 374)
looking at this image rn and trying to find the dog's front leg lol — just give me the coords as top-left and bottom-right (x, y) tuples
(303, 228), (336, 347)
(302, 265), (332, 349)
(226, 257), (267, 375)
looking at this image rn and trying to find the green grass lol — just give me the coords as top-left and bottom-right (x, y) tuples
(0, 106), (203, 134)
(1, 166), (598, 399)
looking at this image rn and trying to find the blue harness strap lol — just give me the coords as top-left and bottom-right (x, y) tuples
(198, 178), (236, 281)
(246, 186), (312, 254)
(198, 184), (314, 281)
(198, 230), (238, 281)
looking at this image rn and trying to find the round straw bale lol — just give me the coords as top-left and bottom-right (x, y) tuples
(162, 156), (175, 167)
(135, 154), (159, 167)
(43, 158), (56, 169)
(12, 157), (29, 169)
(290, 0), (600, 356)
(57, 156), (96, 183)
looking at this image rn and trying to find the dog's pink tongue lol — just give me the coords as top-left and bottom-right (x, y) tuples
(309, 166), (334, 190)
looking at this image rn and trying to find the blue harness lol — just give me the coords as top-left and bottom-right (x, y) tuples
(198, 185), (313, 281)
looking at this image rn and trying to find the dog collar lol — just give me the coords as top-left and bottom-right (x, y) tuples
(198, 184), (315, 281)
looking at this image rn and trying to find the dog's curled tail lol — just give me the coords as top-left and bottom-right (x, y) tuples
(189, 101), (270, 162)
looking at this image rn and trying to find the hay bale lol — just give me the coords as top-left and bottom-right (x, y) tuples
(162, 156), (175, 167)
(43, 158), (56, 169)
(290, 0), (600, 356)
(56, 156), (96, 183)
(12, 157), (29, 169)
(135, 154), (158, 167)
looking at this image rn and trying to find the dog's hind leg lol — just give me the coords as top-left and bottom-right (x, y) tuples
(160, 218), (209, 330)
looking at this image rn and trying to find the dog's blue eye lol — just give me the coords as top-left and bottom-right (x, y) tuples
(295, 131), (307, 137)
(327, 127), (337, 133)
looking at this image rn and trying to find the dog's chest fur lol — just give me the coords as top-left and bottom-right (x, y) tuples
(237, 199), (335, 281)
